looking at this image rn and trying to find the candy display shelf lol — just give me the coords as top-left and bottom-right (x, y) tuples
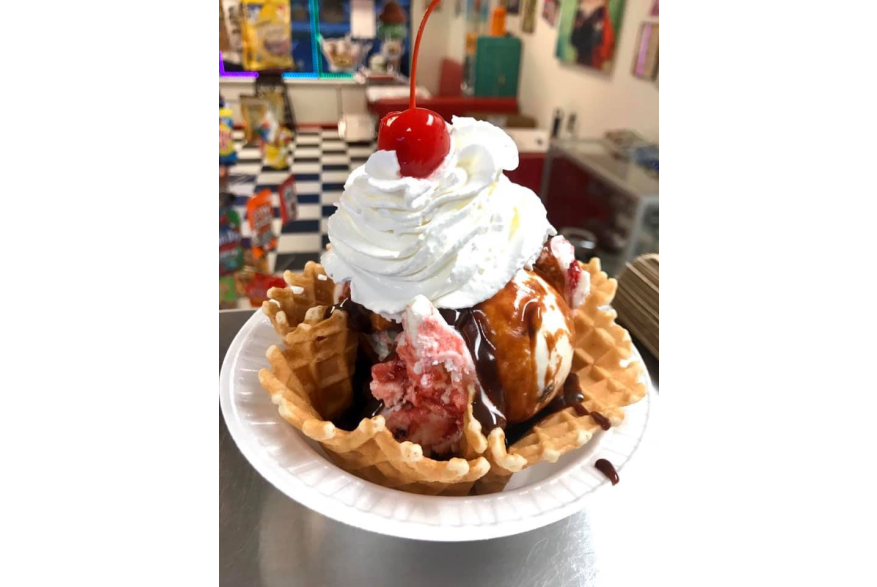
(292, 20), (312, 31)
(219, 76), (263, 85)
(316, 22), (352, 35)
(220, 75), (357, 85)
(223, 0), (413, 79)
(291, 21), (352, 36)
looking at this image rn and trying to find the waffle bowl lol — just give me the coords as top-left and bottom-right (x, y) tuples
(221, 296), (652, 539)
(261, 261), (336, 337)
(257, 259), (646, 496)
(264, 306), (358, 422)
(259, 305), (491, 496)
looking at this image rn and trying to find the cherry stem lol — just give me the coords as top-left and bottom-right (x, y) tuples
(410, 0), (443, 111)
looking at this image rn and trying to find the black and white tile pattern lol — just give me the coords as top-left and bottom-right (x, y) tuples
(226, 127), (376, 273)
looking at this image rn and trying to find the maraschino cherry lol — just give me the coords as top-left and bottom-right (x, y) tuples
(377, 0), (450, 178)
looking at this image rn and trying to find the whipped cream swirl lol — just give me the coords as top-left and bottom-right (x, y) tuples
(321, 116), (555, 319)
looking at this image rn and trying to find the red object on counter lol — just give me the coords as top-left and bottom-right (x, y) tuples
(438, 59), (463, 97)
(246, 273), (287, 305)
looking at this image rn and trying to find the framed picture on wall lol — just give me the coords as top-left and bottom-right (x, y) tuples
(631, 22), (658, 80)
(522, 0), (537, 32)
(543, 0), (559, 26)
(556, 0), (626, 72)
(507, 0), (521, 15)
(467, 0), (490, 28)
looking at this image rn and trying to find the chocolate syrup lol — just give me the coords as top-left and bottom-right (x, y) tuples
(532, 245), (567, 303)
(547, 374), (585, 413)
(324, 298), (378, 334)
(595, 458), (619, 485)
(439, 308), (507, 431)
(331, 345), (384, 431)
(590, 411), (611, 431)
(504, 374), (586, 446)
(324, 299), (397, 429)
(331, 284), (576, 440)
(324, 299), (394, 430)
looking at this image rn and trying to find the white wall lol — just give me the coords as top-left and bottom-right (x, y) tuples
(420, 0), (658, 140)
(505, 0), (658, 140)
(409, 0), (465, 95)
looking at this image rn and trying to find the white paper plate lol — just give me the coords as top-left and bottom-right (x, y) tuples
(220, 310), (655, 541)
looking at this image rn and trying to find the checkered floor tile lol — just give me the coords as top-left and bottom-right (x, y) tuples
(226, 126), (376, 273)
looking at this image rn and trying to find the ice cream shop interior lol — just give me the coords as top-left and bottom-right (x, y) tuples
(220, 0), (658, 359)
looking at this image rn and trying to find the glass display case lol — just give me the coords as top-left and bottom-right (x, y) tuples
(539, 139), (659, 277)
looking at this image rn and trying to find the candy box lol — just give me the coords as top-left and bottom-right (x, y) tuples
(219, 275), (239, 309)
(220, 106), (238, 167)
(240, 0), (293, 70)
(278, 174), (297, 224)
(246, 190), (277, 259)
(219, 206), (244, 275)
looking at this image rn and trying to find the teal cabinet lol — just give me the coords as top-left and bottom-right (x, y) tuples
(473, 36), (521, 98)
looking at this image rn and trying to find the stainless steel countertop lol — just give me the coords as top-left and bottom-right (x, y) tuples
(220, 309), (658, 586)
(551, 139), (659, 201)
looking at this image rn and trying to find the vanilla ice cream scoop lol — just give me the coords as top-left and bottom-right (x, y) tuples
(441, 270), (575, 426)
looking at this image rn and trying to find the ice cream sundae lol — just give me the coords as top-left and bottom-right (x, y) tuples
(258, 0), (646, 495)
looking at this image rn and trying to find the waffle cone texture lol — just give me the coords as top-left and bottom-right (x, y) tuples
(258, 260), (647, 495)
